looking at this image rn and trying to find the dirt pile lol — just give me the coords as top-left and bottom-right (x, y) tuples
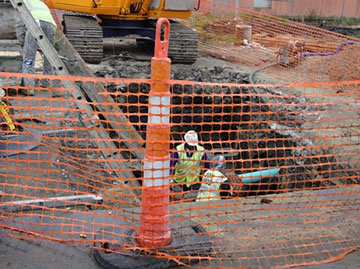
(95, 55), (249, 84)
(327, 44), (360, 81)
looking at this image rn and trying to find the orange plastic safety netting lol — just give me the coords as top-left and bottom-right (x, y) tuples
(0, 71), (359, 268)
(186, 0), (360, 84)
(0, 0), (360, 267)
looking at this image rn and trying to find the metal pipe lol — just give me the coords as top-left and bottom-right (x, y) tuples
(0, 194), (103, 213)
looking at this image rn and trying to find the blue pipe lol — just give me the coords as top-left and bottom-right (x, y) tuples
(300, 41), (355, 57)
(236, 168), (280, 184)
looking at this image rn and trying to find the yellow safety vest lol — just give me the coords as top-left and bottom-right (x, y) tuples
(23, 0), (57, 27)
(196, 169), (228, 202)
(174, 143), (204, 187)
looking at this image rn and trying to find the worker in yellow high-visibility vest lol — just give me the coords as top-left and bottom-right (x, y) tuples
(170, 130), (210, 201)
(196, 155), (232, 202)
(20, 0), (57, 92)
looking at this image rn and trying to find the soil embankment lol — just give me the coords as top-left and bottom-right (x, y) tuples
(289, 17), (360, 38)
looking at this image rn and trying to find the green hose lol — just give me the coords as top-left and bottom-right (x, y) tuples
(248, 61), (278, 84)
(248, 61), (278, 104)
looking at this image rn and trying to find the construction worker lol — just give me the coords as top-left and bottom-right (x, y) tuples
(196, 155), (232, 202)
(170, 130), (210, 201)
(21, 0), (57, 91)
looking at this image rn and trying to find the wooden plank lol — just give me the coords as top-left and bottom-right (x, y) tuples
(54, 29), (145, 157)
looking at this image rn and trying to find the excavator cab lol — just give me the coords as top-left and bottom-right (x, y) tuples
(45, 0), (198, 63)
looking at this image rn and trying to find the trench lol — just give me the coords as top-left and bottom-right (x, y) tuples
(1, 17), (356, 197)
(108, 78), (358, 197)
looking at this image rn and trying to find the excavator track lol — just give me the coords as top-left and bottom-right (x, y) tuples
(63, 16), (198, 64)
(169, 22), (198, 64)
(63, 15), (103, 64)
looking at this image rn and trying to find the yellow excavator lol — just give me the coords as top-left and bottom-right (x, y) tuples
(45, 0), (199, 64)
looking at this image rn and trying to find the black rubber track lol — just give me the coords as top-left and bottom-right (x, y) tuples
(63, 15), (103, 64)
(168, 22), (198, 64)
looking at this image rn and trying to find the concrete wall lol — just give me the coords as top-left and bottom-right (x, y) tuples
(200, 0), (360, 18)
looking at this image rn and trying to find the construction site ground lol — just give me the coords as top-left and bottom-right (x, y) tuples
(0, 2), (360, 264)
(0, 186), (359, 269)
(0, 36), (359, 268)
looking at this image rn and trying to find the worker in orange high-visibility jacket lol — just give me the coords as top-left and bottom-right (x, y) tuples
(170, 130), (210, 200)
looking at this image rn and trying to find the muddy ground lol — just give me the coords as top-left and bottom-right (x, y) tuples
(90, 38), (275, 83)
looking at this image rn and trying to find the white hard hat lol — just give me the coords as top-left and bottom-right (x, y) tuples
(184, 130), (198, 146)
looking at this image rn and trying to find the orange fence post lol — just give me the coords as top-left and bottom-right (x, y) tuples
(136, 18), (172, 248)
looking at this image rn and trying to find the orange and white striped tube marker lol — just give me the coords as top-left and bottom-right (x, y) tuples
(136, 18), (172, 248)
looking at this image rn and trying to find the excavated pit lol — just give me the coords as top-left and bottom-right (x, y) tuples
(89, 41), (360, 194)
(105, 76), (358, 196)
(0, 29), (357, 198)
